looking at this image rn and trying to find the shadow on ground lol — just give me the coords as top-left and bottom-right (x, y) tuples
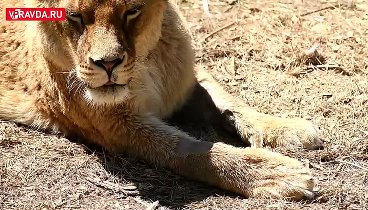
(89, 112), (245, 209)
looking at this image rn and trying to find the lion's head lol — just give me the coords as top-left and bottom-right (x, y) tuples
(31, 0), (168, 105)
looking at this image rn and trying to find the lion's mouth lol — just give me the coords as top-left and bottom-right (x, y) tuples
(83, 82), (128, 93)
(98, 83), (127, 90)
(102, 79), (129, 88)
(104, 80), (116, 86)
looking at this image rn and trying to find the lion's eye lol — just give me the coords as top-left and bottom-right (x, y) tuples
(67, 12), (84, 26)
(125, 8), (141, 23)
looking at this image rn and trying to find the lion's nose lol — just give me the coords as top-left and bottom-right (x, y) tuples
(92, 56), (124, 77)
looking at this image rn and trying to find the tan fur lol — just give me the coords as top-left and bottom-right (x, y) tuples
(0, 0), (323, 200)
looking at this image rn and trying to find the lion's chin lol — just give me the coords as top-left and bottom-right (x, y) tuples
(83, 84), (131, 106)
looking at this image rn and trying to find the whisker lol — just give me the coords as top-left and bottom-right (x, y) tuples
(66, 69), (86, 96)
(53, 71), (72, 74)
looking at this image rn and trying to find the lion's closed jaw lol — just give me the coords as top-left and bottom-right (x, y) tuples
(84, 85), (131, 106)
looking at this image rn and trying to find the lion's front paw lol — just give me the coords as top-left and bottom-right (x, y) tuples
(246, 148), (316, 200)
(248, 117), (324, 150)
(251, 165), (315, 200)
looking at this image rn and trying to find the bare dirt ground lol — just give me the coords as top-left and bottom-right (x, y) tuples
(1, 0), (368, 209)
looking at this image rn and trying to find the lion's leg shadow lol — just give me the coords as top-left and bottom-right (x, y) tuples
(189, 68), (324, 150)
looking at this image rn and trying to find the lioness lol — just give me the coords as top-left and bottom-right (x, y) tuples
(0, 0), (323, 200)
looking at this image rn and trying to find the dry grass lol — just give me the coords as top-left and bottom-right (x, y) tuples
(1, 0), (368, 209)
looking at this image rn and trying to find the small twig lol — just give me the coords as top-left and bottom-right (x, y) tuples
(228, 35), (241, 40)
(133, 198), (160, 210)
(353, 79), (363, 93)
(201, 22), (236, 43)
(224, 5), (233, 13)
(300, 6), (335, 17)
(202, 0), (211, 16)
(309, 162), (324, 171)
(146, 201), (160, 210)
(300, 64), (352, 76)
(302, 64), (341, 70)
(289, 64), (343, 76)
(85, 177), (139, 195)
(335, 159), (368, 172)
